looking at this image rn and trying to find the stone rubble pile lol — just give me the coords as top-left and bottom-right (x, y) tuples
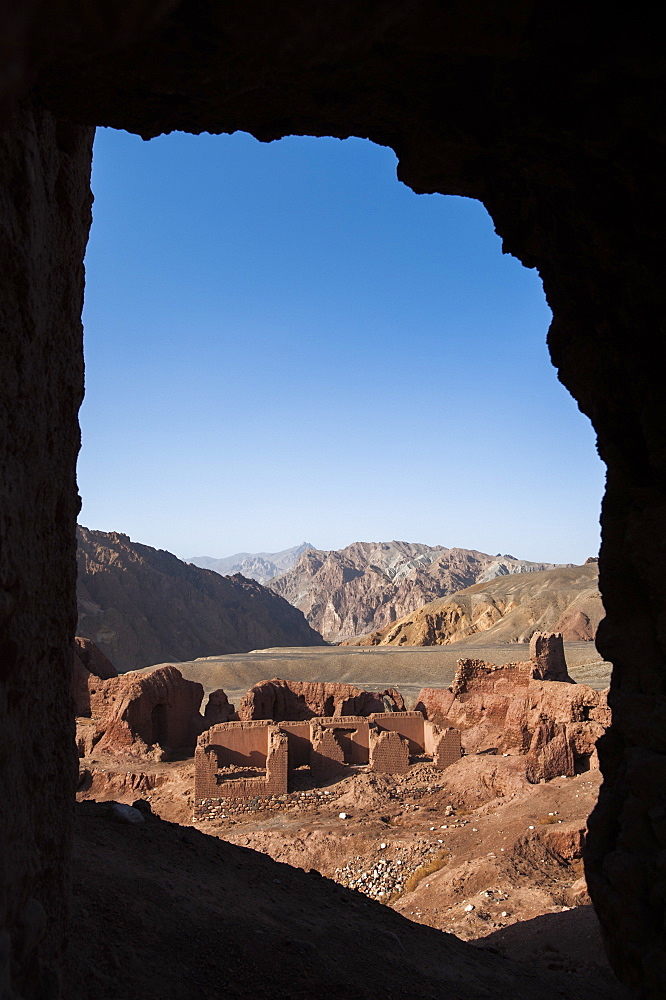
(196, 787), (335, 820)
(334, 841), (445, 902)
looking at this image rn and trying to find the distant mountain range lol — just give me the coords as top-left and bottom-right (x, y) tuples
(188, 542), (313, 584)
(77, 527), (323, 672)
(266, 540), (574, 642)
(344, 563), (601, 646)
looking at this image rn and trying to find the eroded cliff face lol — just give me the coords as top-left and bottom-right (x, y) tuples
(76, 526), (324, 672)
(237, 678), (405, 722)
(1, 3), (665, 995)
(269, 541), (565, 642)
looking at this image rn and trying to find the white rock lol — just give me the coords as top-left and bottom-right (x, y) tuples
(339, 812), (348, 820)
(108, 802), (145, 825)
(464, 904), (475, 912)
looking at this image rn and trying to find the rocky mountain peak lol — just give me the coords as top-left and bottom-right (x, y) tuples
(268, 540), (573, 642)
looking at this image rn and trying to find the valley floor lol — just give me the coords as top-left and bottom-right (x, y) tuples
(143, 640), (611, 708)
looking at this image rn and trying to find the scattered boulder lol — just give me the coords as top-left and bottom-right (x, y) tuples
(539, 820), (587, 862)
(106, 802), (145, 825)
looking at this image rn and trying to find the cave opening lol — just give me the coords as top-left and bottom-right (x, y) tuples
(73, 126), (610, 956)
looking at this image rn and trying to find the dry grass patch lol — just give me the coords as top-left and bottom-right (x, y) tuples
(389, 849), (451, 902)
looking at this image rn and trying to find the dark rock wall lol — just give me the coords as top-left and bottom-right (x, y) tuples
(1, 2), (665, 994)
(0, 102), (93, 997)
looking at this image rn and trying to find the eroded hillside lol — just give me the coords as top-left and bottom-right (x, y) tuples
(268, 540), (568, 641)
(77, 526), (324, 672)
(346, 564), (601, 647)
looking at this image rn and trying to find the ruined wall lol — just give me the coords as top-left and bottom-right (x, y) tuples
(195, 722), (288, 804)
(369, 730), (409, 774)
(433, 729), (462, 770)
(370, 712), (427, 754)
(313, 717), (370, 765)
(451, 658), (532, 698)
(310, 725), (346, 780)
(1, 3), (665, 993)
(416, 658), (608, 762)
(529, 633), (573, 683)
(203, 688), (236, 726)
(238, 678), (404, 721)
(279, 720), (312, 768)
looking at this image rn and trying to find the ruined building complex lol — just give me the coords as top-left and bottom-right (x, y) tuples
(73, 631), (604, 811)
(193, 633), (588, 815)
(194, 712), (462, 817)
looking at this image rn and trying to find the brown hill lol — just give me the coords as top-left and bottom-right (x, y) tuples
(346, 564), (602, 647)
(268, 540), (567, 641)
(76, 526), (324, 672)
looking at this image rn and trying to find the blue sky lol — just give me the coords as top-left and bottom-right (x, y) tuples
(78, 127), (605, 564)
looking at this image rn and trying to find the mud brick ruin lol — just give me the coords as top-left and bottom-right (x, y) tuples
(194, 721), (289, 801)
(194, 711), (461, 818)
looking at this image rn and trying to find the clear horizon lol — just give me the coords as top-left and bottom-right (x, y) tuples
(78, 128), (605, 566)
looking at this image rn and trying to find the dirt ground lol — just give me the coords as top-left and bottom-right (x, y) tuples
(65, 795), (629, 1000)
(77, 748), (626, 995)
(75, 641), (621, 996)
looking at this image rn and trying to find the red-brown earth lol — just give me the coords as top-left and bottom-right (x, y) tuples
(66, 784), (628, 1000)
(73, 637), (622, 995)
(75, 750), (626, 997)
